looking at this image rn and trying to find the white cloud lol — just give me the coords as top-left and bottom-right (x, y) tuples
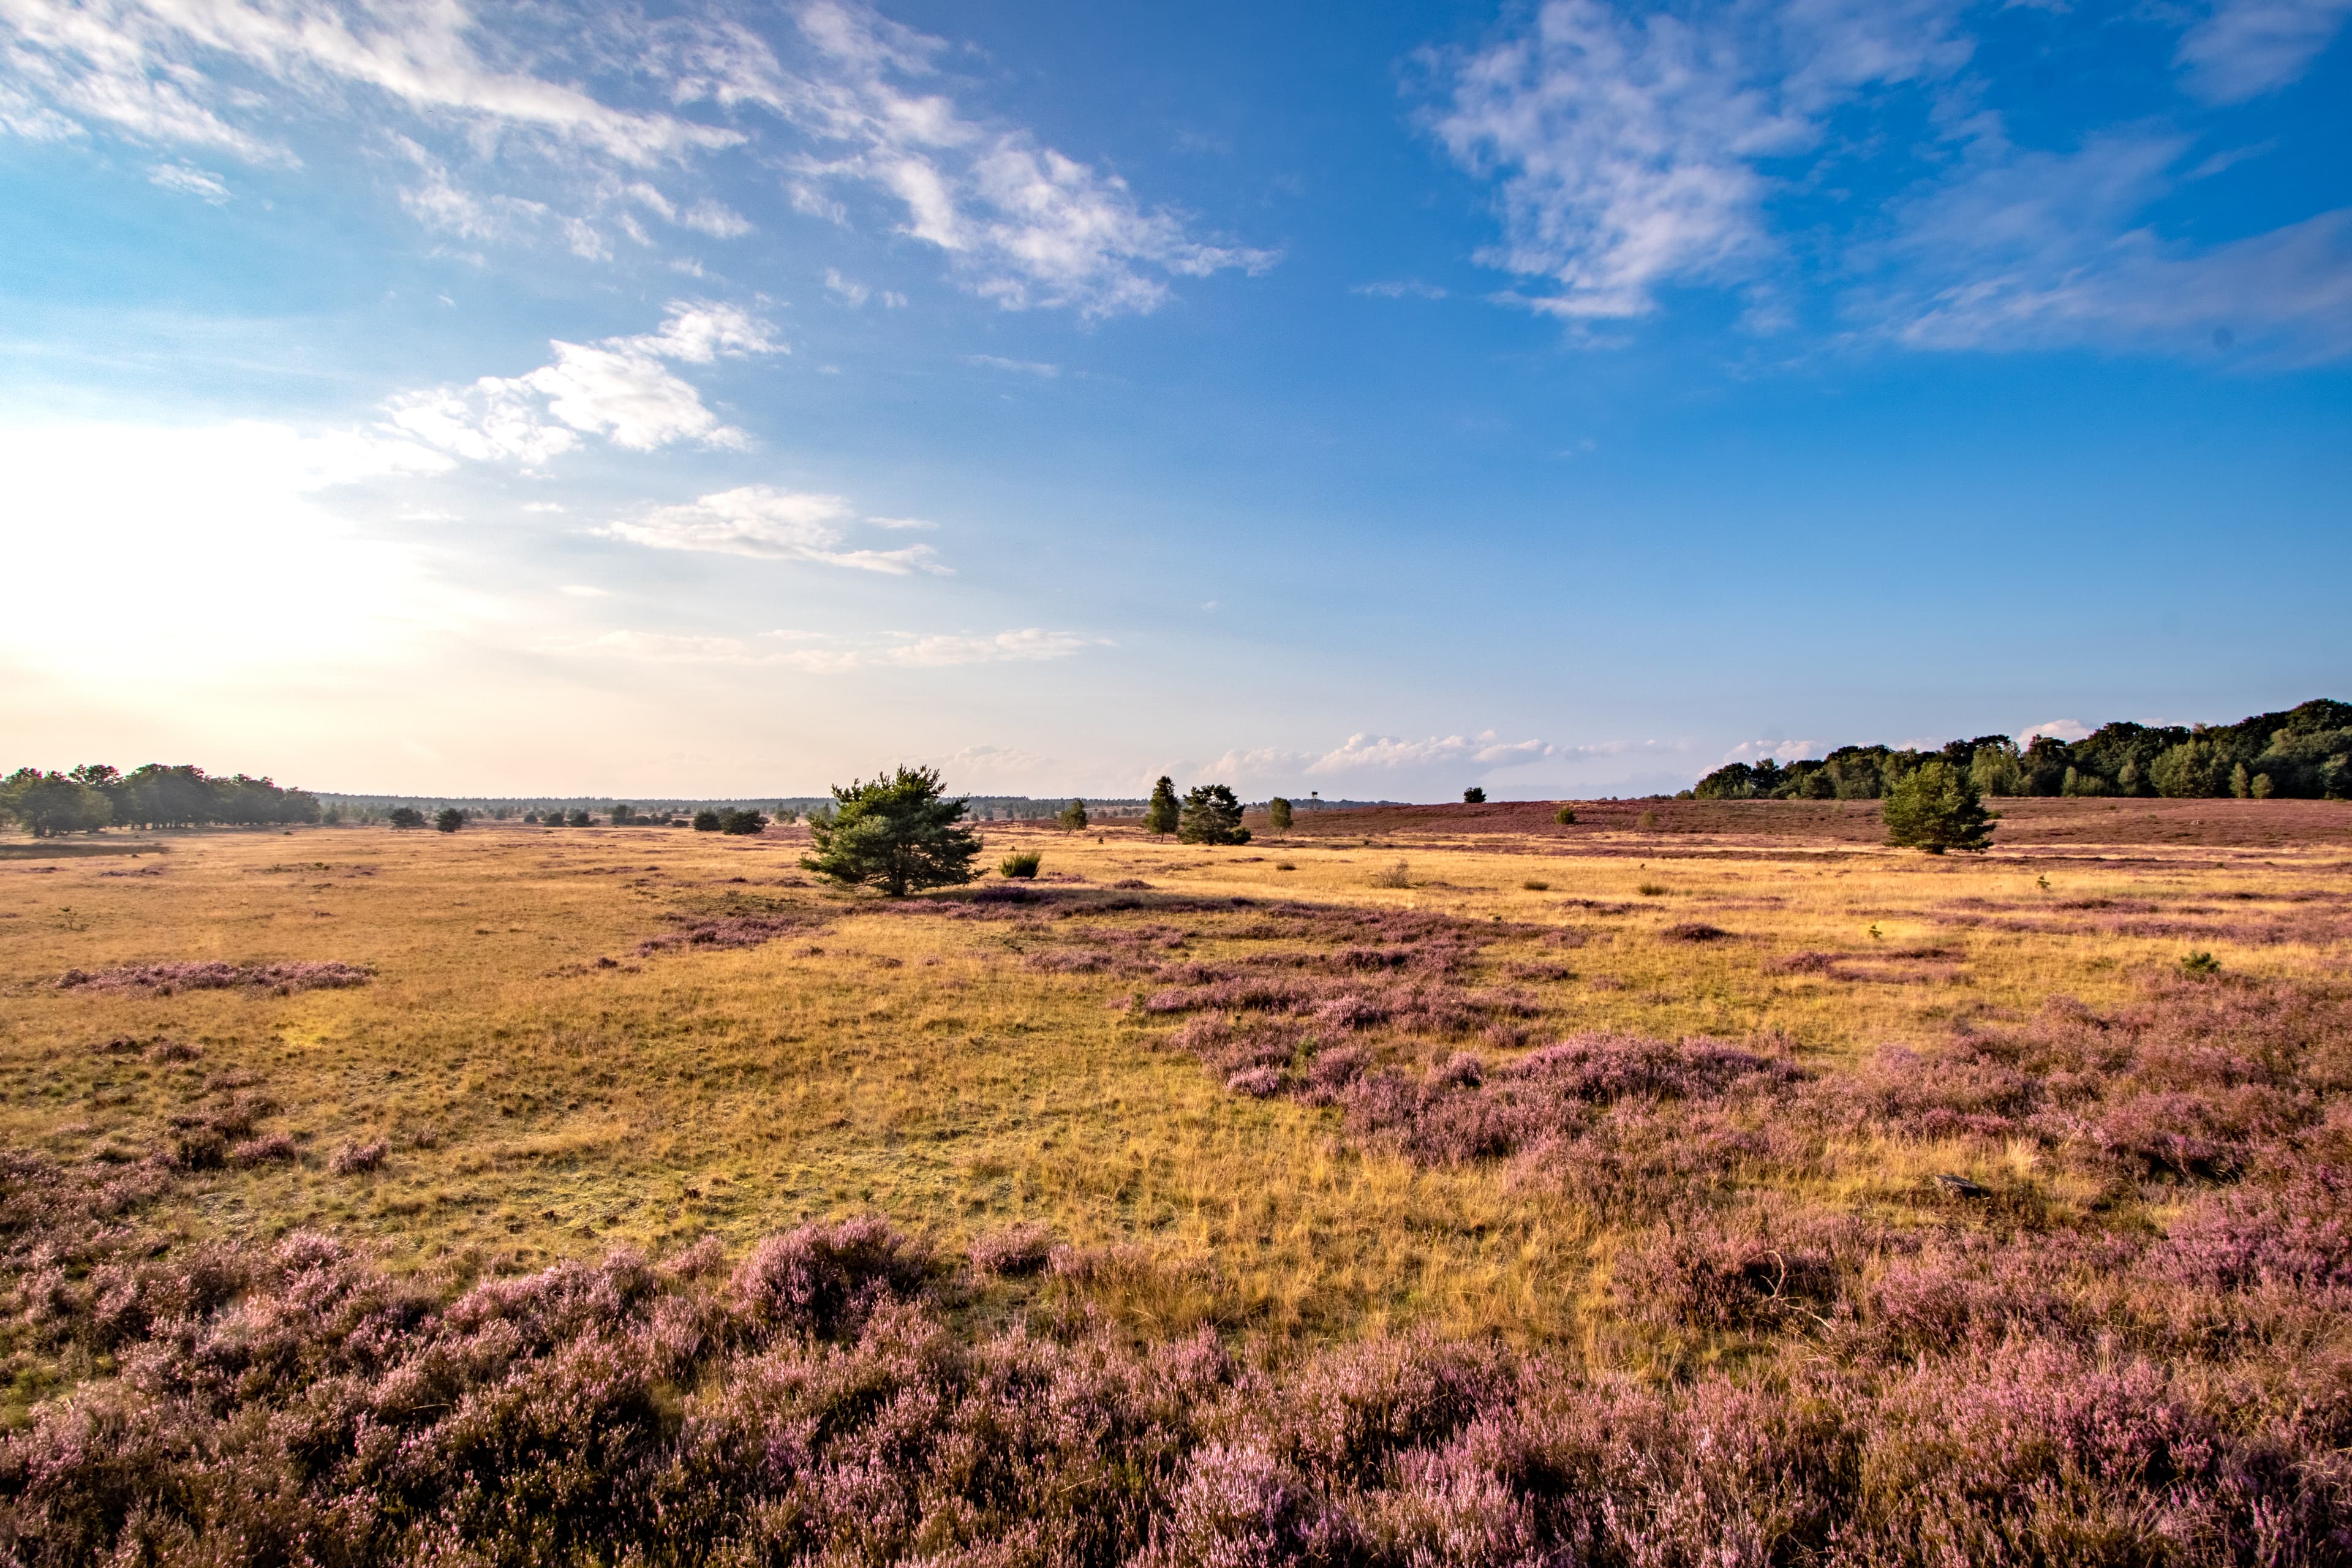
(2176, 0), (2352, 103)
(601, 484), (945, 574)
(385, 300), (782, 466)
(1354, 279), (1449, 300)
(880, 628), (1090, 666)
(1308, 730), (1559, 773)
(2018, 718), (2090, 745)
(1721, 737), (1818, 764)
(668, 1), (1276, 317)
(148, 160), (227, 202)
(0, 0), (737, 165)
(1431, 0), (1966, 322)
(679, 199), (753, 238)
(965, 353), (1060, 376)
(1872, 130), (2352, 363)
(824, 266), (870, 306)
(569, 625), (1091, 669)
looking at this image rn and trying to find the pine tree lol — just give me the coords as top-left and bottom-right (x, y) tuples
(1267, 797), (1293, 831)
(1883, 759), (1995, 854)
(1058, 799), (1088, 831)
(1178, 783), (1250, 845)
(1143, 776), (1179, 836)
(802, 766), (981, 896)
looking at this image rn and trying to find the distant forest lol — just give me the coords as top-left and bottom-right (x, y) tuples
(0, 764), (318, 836)
(2, 767), (1401, 836)
(1694, 699), (2352, 802)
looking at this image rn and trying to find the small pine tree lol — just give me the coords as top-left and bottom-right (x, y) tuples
(998, 850), (1041, 879)
(1554, 805), (1577, 825)
(1463, 786), (1487, 804)
(1143, 776), (1179, 836)
(1058, 799), (1088, 832)
(433, 807), (463, 833)
(802, 765), (981, 897)
(719, 809), (769, 835)
(1178, 783), (1250, 845)
(2230, 763), (2251, 799)
(567, 809), (592, 827)
(1883, 758), (1995, 854)
(388, 807), (424, 829)
(1267, 797), (1293, 831)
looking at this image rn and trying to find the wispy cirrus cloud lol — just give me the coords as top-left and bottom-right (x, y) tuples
(1430, 0), (2352, 361)
(385, 300), (781, 465)
(569, 625), (1094, 669)
(1431, 0), (1969, 323)
(600, 485), (946, 575)
(2176, 0), (2352, 103)
(664, 1), (1278, 317)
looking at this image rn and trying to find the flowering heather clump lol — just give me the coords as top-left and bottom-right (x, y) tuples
(227, 1133), (298, 1167)
(1659, 921), (1733, 942)
(327, 1138), (388, 1175)
(636, 913), (816, 954)
(1226, 1065), (1286, 1097)
(56, 960), (371, 995)
(968, 1221), (1057, 1278)
(730, 1215), (932, 1337)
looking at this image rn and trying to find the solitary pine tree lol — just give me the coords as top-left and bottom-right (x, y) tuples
(1143, 776), (1180, 836)
(1267, 797), (1293, 831)
(1178, 783), (1251, 845)
(433, 807), (463, 833)
(1463, 786), (1487, 804)
(1883, 760), (1995, 854)
(388, 807), (425, 829)
(1058, 799), (1088, 831)
(802, 766), (981, 896)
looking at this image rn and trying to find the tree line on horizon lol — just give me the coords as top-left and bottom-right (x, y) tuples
(1693, 698), (2352, 804)
(0, 764), (320, 837)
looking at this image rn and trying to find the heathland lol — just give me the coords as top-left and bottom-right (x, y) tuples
(4, 798), (2351, 1562)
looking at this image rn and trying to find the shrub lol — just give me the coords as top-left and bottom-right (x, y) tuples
(692, 810), (722, 832)
(2252, 772), (2275, 799)
(1000, 850), (1042, 880)
(1463, 786), (1487, 804)
(1554, 805), (1576, 825)
(1058, 799), (1088, 831)
(718, 809), (768, 835)
(1268, 797), (1293, 831)
(1523, 879), (1550, 892)
(802, 766), (982, 897)
(1637, 881), (1668, 897)
(2181, 950), (2222, 977)
(433, 807), (463, 833)
(1370, 861), (1411, 889)
(969, 1222), (1057, 1278)
(230, 1133), (298, 1167)
(730, 1216), (931, 1337)
(567, 809), (593, 827)
(328, 1139), (387, 1175)
(1661, 922), (1732, 943)
(611, 802), (638, 824)
(1883, 758), (1994, 854)
(388, 806), (425, 829)
(1178, 784), (1251, 845)
(1638, 810), (1659, 829)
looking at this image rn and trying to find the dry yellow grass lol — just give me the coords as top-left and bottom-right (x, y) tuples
(3, 813), (2344, 1351)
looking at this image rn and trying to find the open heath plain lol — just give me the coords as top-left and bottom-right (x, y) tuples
(5, 799), (2352, 1563)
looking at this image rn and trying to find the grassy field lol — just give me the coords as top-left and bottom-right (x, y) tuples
(7, 801), (2352, 1562)
(5, 805), (2346, 1350)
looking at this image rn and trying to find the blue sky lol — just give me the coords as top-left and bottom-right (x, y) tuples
(2, 0), (2346, 801)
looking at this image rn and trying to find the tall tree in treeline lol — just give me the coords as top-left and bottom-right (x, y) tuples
(1883, 760), (1996, 854)
(1143, 777), (1179, 836)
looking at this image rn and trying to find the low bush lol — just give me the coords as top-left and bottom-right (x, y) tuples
(691, 810), (722, 832)
(1369, 861), (1411, 889)
(718, 809), (767, 835)
(999, 850), (1042, 879)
